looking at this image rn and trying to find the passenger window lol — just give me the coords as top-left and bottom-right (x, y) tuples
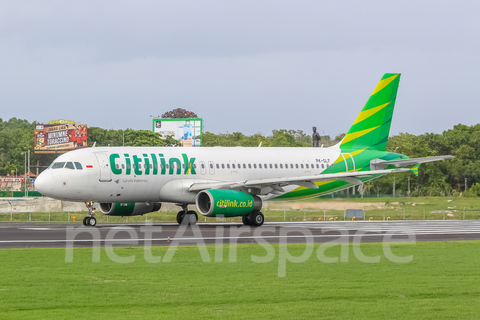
(201, 163), (205, 169)
(116, 164), (120, 169)
(280, 164), (283, 169)
(321, 164), (324, 169)
(121, 164), (125, 169)
(274, 164), (278, 169)
(166, 164), (169, 169)
(332, 164), (334, 168)
(210, 163), (213, 169)
(194, 164), (196, 169)
(51, 162), (66, 169)
(232, 164), (236, 169)
(290, 164), (293, 169)
(264, 164), (267, 168)
(301, 164), (304, 169)
(295, 164), (299, 169)
(74, 162), (83, 170)
(269, 164), (272, 169)
(248, 164), (251, 169)
(182, 164), (185, 169)
(222, 164), (225, 169)
(253, 164), (257, 169)
(216, 164), (219, 169)
(243, 164), (246, 169)
(306, 164), (309, 169)
(285, 163), (288, 168)
(127, 164), (131, 169)
(150, 164), (153, 169)
(227, 164), (230, 169)
(133, 164), (136, 169)
(259, 164), (262, 169)
(65, 162), (75, 170)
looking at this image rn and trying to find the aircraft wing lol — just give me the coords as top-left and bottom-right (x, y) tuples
(188, 168), (410, 193)
(370, 155), (454, 170)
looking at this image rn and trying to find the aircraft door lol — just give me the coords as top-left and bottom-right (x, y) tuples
(95, 153), (112, 182)
(208, 161), (215, 175)
(199, 161), (206, 175)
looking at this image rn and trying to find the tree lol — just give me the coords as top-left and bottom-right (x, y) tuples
(161, 108), (198, 119)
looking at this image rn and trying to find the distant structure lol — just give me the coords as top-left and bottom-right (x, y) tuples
(312, 127), (321, 147)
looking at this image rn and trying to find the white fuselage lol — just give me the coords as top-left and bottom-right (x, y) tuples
(35, 146), (342, 203)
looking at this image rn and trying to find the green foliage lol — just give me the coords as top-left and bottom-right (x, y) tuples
(371, 124), (480, 196)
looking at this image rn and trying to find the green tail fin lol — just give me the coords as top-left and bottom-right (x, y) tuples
(410, 164), (420, 176)
(340, 73), (401, 151)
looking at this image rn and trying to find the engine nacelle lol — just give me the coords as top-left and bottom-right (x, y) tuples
(196, 189), (262, 217)
(99, 202), (162, 216)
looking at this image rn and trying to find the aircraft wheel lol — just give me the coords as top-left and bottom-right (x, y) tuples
(242, 215), (251, 226)
(83, 217), (88, 226)
(249, 211), (264, 227)
(186, 211), (198, 225)
(88, 217), (97, 227)
(176, 211), (185, 225)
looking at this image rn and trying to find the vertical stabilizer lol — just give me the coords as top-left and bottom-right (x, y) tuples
(340, 73), (401, 151)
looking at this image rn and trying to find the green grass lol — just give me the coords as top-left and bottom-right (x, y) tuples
(1, 241), (480, 319)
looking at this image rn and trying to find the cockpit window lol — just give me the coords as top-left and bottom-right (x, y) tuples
(65, 162), (75, 170)
(74, 162), (83, 170)
(51, 162), (66, 169)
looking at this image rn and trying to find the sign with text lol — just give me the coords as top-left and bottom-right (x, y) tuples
(34, 124), (88, 151)
(152, 118), (202, 147)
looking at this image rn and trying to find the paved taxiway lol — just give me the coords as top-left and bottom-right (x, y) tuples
(1, 220), (480, 249)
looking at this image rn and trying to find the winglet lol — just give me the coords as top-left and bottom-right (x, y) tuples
(410, 164), (420, 176)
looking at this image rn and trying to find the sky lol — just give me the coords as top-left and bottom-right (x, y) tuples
(0, 0), (479, 138)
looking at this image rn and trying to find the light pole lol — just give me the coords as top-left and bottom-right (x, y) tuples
(23, 152), (26, 197)
(465, 178), (468, 193)
(393, 147), (399, 198)
(393, 174), (395, 198)
(408, 176), (410, 197)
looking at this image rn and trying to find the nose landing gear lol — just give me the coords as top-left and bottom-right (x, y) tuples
(83, 201), (97, 227)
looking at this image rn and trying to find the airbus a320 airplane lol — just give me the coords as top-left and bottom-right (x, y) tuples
(35, 73), (453, 227)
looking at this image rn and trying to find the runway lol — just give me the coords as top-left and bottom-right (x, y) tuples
(1, 220), (480, 249)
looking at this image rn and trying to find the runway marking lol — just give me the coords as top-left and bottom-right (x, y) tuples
(0, 232), (472, 244)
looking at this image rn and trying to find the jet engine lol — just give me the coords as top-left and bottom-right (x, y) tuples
(98, 202), (162, 216)
(196, 189), (262, 217)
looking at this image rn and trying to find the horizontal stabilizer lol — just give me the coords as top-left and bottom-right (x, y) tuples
(410, 164), (420, 177)
(370, 155), (454, 170)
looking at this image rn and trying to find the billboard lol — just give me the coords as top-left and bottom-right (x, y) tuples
(152, 118), (202, 147)
(34, 124), (88, 151)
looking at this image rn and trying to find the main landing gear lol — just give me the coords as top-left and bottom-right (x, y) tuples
(83, 201), (97, 227)
(242, 211), (264, 227)
(176, 205), (198, 225)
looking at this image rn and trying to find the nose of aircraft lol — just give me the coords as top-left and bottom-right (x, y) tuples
(35, 171), (54, 196)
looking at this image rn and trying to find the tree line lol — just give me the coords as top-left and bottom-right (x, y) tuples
(1, 117), (479, 197)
